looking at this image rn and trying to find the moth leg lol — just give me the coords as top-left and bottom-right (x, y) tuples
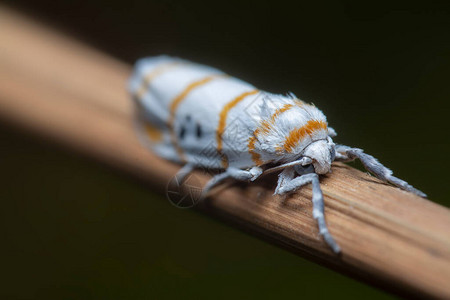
(274, 167), (295, 195)
(328, 127), (337, 137)
(201, 166), (263, 198)
(335, 145), (426, 197)
(275, 173), (341, 254)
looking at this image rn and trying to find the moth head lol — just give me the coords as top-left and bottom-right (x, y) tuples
(302, 138), (335, 174)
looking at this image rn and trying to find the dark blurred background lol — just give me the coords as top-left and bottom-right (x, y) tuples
(1, 0), (449, 299)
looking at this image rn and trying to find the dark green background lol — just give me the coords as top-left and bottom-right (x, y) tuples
(1, 1), (449, 299)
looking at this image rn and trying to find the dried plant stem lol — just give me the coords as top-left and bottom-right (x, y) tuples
(0, 7), (449, 299)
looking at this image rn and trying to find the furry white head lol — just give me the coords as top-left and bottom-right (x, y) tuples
(302, 138), (336, 174)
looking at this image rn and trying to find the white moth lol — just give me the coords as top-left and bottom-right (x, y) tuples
(129, 55), (426, 253)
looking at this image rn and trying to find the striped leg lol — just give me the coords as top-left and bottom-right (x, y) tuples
(274, 167), (295, 195)
(335, 145), (426, 197)
(328, 127), (337, 137)
(275, 172), (341, 254)
(201, 166), (263, 198)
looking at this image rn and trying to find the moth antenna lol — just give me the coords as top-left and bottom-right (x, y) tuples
(263, 157), (313, 175)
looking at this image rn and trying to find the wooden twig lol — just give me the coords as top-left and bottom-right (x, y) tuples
(0, 7), (449, 299)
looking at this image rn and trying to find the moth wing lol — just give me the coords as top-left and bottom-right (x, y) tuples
(129, 56), (187, 163)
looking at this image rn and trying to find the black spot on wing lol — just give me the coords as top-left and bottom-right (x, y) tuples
(196, 123), (202, 139)
(179, 125), (186, 140)
(179, 116), (204, 141)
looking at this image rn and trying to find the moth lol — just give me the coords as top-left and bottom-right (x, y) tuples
(129, 55), (426, 253)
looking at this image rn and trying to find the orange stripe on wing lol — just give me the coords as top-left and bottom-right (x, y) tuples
(144, 122), (163, 142)
(169, 74), (225, 162)
(248, 103), (293, 165)
(248, 135), (264, 166)
(134, 61), (182, 100)
(282, 120), (327, 153)
(216, 89), (259, 168)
